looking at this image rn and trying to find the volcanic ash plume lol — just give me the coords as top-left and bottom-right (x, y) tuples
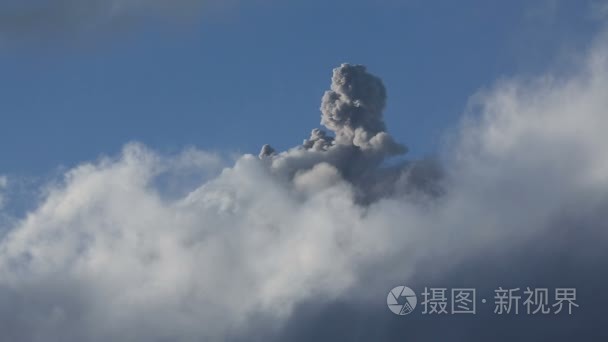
(260, 64), (427, 202)
(264, 63), (406, 156)
(320, 64), (406, 154)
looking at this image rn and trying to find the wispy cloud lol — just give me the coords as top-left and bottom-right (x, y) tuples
(0, 0), (225, 41)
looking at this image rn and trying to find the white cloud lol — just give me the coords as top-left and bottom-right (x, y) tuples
(0, 176), (6, 209)
(2, 34), (608, 341)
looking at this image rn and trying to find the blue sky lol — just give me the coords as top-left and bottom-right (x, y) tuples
(0, 0), (603, 175)
(3, 2), (608, 341)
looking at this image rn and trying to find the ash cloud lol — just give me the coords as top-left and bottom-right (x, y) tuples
(261, 63), (424, 202)
(320, 64), (405, 154)
(1, 36), (608, 341)
(263, 63), (406, 157)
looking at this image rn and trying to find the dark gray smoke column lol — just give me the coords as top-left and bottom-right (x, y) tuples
(258, 144), (276, 158)
(319, 63), (406, 155)
(261, 63), (406, 160)
(321, 64), (386, 141)
(257, 63), (428, 202)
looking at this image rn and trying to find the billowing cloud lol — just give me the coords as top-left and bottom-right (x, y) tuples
(2, 35), (608, 341)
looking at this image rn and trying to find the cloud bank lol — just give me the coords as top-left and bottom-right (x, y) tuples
(2, 36), (608, 340)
